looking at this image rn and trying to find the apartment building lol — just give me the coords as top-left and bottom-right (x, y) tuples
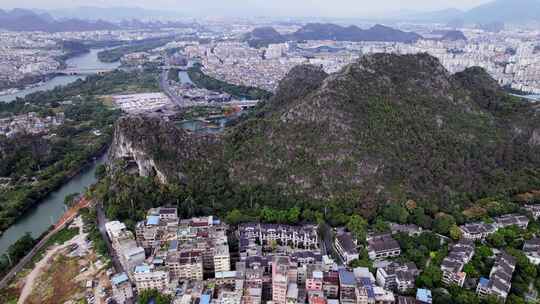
(273, 256), (292, 304)
(166, 250), (204, 281)
(338, 270), (357, 304)
(133, 264), (170, 292)
(111, 273), (133, 304)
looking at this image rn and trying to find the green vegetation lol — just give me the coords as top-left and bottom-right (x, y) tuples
(0, 233), (36, 277)
(97, 37), (176, 63)
(56, 41), (90, 63)
(28, 226), (79, 267)
(138, 289), (173, 304)
(394, 232), (445, 268)
(80, 208), (108, 257)
(0, 68), (159, 234)
(90, 163), (368, 232)
(188, 63), (273, 100)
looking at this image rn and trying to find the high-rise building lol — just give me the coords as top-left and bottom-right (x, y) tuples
(272, 256), (291, 304)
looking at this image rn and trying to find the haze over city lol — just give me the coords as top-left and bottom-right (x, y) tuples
(2, 0), (493, 17)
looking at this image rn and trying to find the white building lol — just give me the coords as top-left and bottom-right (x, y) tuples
(133, 264), (170, 293)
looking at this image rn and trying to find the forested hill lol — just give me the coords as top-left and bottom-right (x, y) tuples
(109, 53), (540, 217)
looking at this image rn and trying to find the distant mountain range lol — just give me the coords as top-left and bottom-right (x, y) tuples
(396, 0), (540, 25)
(0, 9), (118, 32)
(0, 8), (196, 32)
(245, 23), (422, 48)
(45, 6), (184, 21)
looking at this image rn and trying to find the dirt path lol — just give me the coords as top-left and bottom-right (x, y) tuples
(17, 245), (64, 304)
(17, 217), (87, 304)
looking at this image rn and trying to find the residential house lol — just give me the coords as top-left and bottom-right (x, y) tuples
(367, 235), (401, 260)
(334, 232), (359, 264)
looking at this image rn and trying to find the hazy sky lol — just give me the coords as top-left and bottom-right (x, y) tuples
(1, 0), (492, 17)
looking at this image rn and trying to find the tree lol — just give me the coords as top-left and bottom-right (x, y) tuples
(94, 164), (107, 179)
(433, 214), (456, 235)
(373, 217), (390, 232)
(382, 203), (409, 224)
(138, 289), (172, 304)
(349, 258), (373, 272)
(287, 207), (301, 224)
(475, 245), (493, 259)
(416, 265), (442, 289)
(487, 230), (506, 248)
(449, 225), (462, 240)
(411, 207), (432, 228)
(347, 214), (368, 243)
(463, 263), (479, 278)
(225, 209), (246, 225)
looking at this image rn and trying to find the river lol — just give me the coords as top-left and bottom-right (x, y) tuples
(0, 48), (119, 255)
(0, 48), (120, 103)
(0, 156), (106, 256)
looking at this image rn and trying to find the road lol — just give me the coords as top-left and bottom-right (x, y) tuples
(160, 69), (197, 108)
(96, 203), (135, 304)
(96, 203), (124, 273)
(0, 198), (91, 289)
(318, 222), (344, 266)
(160, 69), (259, 109)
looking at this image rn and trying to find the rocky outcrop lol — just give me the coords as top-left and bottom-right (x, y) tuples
(109, 115), (222, 184)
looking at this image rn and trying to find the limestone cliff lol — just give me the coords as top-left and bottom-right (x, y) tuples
(109, 115), (222, 184)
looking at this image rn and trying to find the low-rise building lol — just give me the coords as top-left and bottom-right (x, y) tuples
(494, 214), (529, 230)
(459, 222), (497, 241)
(524, 205), (540, 220)
(367, 235), (401, 260)
(523, 238), (540, 265)
(334, 232), (359, 264)
(476, 253), (516, 302)
(389, 223), (423, 236)
(441, 240), (475, 287)
(376, 262), (419, 292)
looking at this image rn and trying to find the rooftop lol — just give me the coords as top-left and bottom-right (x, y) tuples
(147, 215), (160, 226)
(111, 273), (129, 285)
(416, 289), (432, 304)
(338, 269), (356, 286)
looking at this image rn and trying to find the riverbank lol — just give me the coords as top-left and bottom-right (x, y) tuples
(0, 197), (92, 286)
(0, 73), (62, 93)
(0, 141), (110, 237)
(0, 48), (120, 103)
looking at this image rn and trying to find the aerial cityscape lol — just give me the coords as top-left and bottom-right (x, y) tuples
(1, 1), (540, 304)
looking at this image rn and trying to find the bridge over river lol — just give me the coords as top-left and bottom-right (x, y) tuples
(60, 67), (117, 75)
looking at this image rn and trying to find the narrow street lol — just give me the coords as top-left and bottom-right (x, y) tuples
(96, 203), (124, 273)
